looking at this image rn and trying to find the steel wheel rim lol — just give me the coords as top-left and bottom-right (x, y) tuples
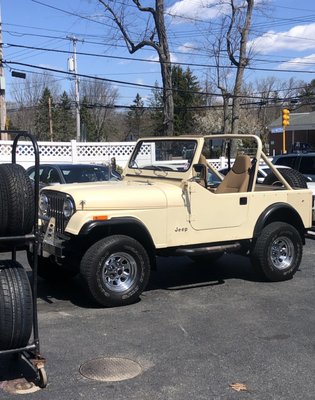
(270, 236), (294, 270)
(101, 252), (137, 292)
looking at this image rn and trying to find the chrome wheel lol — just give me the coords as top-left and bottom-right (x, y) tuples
(270, 236), (294, 270)
(251, 222), (302, 282)
(101, 252), (137, 292)
(81, 235), (151, 307)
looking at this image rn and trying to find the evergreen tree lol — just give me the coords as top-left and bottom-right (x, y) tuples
(55, 91), (76, 141)
(35, 88), (54, 141)
(149, 82), (164, 135)
(80, 96), (95, 141)
(126, 93), (145, 140)
(172, 66), (204, 135)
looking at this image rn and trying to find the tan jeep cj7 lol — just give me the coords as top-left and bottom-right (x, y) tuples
(33, 134), (313, 307)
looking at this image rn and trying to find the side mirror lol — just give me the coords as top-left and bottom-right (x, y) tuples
(193, 163), (207, 186)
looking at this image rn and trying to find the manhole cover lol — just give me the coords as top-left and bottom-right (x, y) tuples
(79, 357), (142, 382)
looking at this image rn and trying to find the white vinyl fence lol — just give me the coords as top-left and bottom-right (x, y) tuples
(0, 139), (231, 170)
(0, 140), (137, 169)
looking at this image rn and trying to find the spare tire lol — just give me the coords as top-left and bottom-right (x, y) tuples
(0, 164), (34, 235)
(0, 260), (33, 350)
(263, 168), (307, 189)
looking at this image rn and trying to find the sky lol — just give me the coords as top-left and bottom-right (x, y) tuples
(2, 0), (315, 108)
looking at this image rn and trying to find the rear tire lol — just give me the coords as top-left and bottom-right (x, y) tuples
(80, 235), (151, 307)
(0, 260), (33, 350)
(251, 222), (302, 281)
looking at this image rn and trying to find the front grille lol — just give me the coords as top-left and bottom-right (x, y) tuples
(42, 191), (71, 234)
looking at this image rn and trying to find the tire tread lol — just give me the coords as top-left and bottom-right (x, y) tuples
(0, 164), (34, 235)
(251, 222), (302, 282)
(0, 260), (33, 350)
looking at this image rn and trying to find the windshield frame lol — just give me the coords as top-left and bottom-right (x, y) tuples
(127, 138), (199, 175)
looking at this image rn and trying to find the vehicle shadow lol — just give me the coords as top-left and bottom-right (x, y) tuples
(28, 272), (102, 309)
(29, 253), (264, 309)
(146, 253), (265, 292)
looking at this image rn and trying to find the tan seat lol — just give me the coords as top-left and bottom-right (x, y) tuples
(216, 154), (251, 194)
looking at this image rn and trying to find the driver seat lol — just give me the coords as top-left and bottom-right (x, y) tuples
(216, 154), (251, 194)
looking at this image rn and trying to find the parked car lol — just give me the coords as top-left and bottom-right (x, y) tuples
(27, 164), (121, 187)
(272, 153), (315, 182)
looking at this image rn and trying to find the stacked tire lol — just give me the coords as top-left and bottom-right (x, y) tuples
(0, 164), (34, 350)
(0, 163), (34, 236)
(0, 261), (33, 350)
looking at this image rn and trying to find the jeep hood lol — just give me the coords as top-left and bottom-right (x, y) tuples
(43, 180), (182, 210)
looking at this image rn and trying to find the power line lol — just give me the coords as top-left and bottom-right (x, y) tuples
(8, 95), (311, 113)
(31, 0), (114, 28)
(4, 42), (315, 76)
(5, 27), (315, 71)
(5, 59), (312, 102)
(4, 59), (223, 97)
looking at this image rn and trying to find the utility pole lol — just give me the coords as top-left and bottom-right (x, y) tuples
(67, 36), (82, 141)
(0, 9), (7, 139)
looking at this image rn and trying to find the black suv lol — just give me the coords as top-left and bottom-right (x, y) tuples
(272, 153), (315, 181)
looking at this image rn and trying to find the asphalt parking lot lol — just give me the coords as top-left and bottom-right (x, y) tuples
(0, 241), (315, 400)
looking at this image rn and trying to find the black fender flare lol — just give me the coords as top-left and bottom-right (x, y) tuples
(253, 202), (306, 243)
(79, 217), (152, 237)
(78, 217), (157, 266)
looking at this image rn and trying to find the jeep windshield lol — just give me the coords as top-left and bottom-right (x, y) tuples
(128, 139), (198, 173)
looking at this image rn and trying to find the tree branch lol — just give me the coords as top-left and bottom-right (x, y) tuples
(132, 0), (155, 14)
(98, 0), (159, 53)
(226, 0), (239, 67)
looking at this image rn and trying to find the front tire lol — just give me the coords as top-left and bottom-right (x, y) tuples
(80, 235), (151, 307)
(251, 222), (302, 281)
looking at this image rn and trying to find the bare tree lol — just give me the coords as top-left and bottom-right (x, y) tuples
(212, 21), (233, 134)
(10, 72), (60, 133)
(202, 0), (255, 137)
(79, 78), (119, 141)
(97, 0), (174, 136)
(226, 0), (254, 135)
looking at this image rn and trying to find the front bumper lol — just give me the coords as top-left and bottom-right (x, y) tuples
(35, 217), (67, 258)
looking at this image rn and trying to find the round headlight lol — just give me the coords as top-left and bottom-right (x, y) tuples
(63, 198), (74, 218)
(39, 194), (49, 215)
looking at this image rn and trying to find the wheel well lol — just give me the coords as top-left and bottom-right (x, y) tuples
(254, 203), (305, 244)
(76, 218), (156, 267)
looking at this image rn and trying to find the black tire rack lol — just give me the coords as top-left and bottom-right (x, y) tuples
(0, 131), (47, 388)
